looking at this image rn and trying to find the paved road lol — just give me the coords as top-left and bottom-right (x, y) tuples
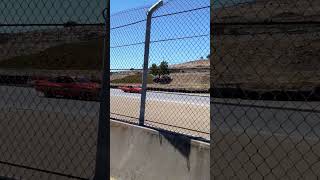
(3, 87), (319, 178)
(0, 85), (210, 178)
(0, 86), (210, 137)
(212, 98), (320, 139)
(2, 85), (320, 139)
(0, 86), (209, 113)
(211, 99), (320, 179)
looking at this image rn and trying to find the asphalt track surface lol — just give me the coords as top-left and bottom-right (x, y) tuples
(0, 86), (210, 137)
(0, 86), (209, 114)
(0, 85), (209, 179)
(212, 98), (320, 140)
(1, 85), (320, 179)
(1, 85), (320, 139)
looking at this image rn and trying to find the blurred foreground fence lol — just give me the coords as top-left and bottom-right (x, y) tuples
(0, 0), (108, 179)
(110, 0), (210, 140)
(211, 0), (320, 179)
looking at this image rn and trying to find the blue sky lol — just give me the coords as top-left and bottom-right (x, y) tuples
(111, 0), (157, 14)
(110, 0), (210, 70)
(0, 0), (210, 70)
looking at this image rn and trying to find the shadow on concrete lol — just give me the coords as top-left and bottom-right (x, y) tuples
(158, 130), (192, 171)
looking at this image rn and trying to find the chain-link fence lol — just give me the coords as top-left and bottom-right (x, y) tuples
(211, 0), (320, 179)
(0, 0), (107, 179)
(110, 0), (210, 140)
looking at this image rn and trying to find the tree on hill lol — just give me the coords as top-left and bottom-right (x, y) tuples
(159, 61), (170, 77)
(149, 63), (159, 77)
(207, 54), (210, 59)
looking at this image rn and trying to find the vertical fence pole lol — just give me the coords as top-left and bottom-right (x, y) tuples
(139, 0), (163, 126)
(94, 1), (110, 179)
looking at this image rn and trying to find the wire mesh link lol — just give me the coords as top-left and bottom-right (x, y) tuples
(147, 0), (210, 139)
(0, 0), (106, 179)
(110, 0), (210, 141)
(211, 0), (320, 179)
(110, 6), (146, 125)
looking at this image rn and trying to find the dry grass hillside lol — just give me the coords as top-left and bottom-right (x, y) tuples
(212, 0), (320, 91)
(170, 59), (209, 69)
(214, 0), (320, 23)
(111, 60), (210, 91)
(0, 27), (104, 62)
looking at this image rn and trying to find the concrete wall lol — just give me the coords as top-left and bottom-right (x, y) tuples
(111, 120), (210, 180)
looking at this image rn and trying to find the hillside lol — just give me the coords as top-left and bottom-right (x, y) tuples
(212, 0), (320, 90)
(0, 36), (210, 91)
(170, 59), (209, 69)
(0, 26), (104, 62)
(0, 26), (211, 91)
(0, 38), (104, 70)
(214, 0), (320, 23)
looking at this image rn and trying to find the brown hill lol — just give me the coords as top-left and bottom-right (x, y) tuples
(212, 0), (320, 90)
(214, 0), (320, 23)
(170, 59), (209, 69)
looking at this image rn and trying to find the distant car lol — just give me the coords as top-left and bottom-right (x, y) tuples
(33, 76), (101, 100)
(159, 75), (172, 84)
(153, 77), (161, 83)
(119, 85), (142, 93)
(153, 75), (172, 84)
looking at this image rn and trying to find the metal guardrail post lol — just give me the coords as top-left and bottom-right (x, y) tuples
(139, 0), (163, 126)
(94, 2), (110, 180)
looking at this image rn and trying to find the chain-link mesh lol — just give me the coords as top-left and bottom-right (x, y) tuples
(211, 0), (320, 179)
(0, 0), (106, 179)
(110, 5), (148, 126)
(110, 0), (210, 140)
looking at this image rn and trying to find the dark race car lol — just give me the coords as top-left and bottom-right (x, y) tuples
(153, 75), (172, 84)
(33, 76), (101, 100)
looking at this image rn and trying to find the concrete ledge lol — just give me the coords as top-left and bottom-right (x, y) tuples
(111, 120), (210, 180)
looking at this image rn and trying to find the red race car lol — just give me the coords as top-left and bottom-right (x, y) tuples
(119, 85), (142, 93)
(33, 76), (101, 100)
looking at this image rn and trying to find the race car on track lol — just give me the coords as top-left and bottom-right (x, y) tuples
(119, 85), (142, 93)
(33, 76), (101, 100)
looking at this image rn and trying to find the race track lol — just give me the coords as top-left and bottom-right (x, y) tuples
(1, 85), (320, 178)
(212, 98), (320, 140)
(1, 85), (320, 140)
(0, 86), (210, 138)
(0, 85), (210, 178)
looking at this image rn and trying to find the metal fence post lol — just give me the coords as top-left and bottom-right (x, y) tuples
(94, 1), (110, 180)
(139, 0), (163, 126)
